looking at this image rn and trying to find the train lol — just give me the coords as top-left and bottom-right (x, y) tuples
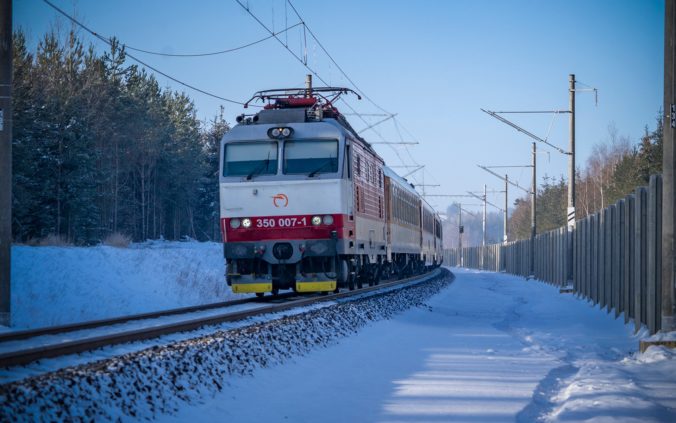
(219, 77), (443, 296)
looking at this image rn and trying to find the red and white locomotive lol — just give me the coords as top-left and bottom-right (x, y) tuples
(219, 78), (442, 295)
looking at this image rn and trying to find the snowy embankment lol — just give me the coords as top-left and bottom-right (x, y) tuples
(3, 255), (675, 422)
(9, 241), (234, 329)
(0, 274), (452, 422)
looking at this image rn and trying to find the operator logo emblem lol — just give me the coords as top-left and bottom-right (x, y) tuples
(272, 193), (288, 208)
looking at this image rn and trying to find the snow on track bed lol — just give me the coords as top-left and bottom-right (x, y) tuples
(0, 270), (452, 422)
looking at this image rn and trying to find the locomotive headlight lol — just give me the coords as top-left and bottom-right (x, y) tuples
(322, 215), (334, 225)
(230, 218), (241, 229)
(311, 216), (322, 226)
(267, 127), (294, 139)
(242, 218), (252, 228)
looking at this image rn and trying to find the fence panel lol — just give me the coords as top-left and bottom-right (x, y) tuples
(442, 175), (664, 334)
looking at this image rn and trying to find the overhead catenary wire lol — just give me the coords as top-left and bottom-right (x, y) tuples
(233, 0), (437, 189)
(122, 22), (303, 57)
(285, 0), (392, 116)
(232, 0), (417, 179)
(42, 0), (250, 106)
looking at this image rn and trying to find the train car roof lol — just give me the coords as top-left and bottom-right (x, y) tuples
(383, 167), (441, 218)
(383, 166), (419, 197)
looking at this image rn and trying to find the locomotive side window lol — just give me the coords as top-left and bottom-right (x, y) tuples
(283, 139), (338, 175)
(223, 142), (278, 177)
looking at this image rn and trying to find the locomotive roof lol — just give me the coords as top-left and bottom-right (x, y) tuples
(236, 86), (380, 156)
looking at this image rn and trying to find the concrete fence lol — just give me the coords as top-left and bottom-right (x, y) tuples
(443, 174), (664, 334)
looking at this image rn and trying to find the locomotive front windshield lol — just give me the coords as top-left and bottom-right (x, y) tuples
(223, 142), (278, 177)
(283, 139), (338, 175)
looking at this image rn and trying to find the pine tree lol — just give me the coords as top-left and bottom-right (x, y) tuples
(197, 107), (230, 240)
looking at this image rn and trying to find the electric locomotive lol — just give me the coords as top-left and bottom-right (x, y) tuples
(219, 77), (442, 296)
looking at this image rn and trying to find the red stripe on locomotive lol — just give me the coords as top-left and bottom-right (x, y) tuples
(222, 214), (353, 242)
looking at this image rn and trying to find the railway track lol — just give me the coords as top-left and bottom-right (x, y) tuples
(0, 268), (445, 368)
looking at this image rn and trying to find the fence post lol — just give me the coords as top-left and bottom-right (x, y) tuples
(635, 187), (648, 332)
(617, 199), (626, 318)
(612, 204), (621, 317)
(604, 207), (612, 312)
(625, 194), (635, 323)
(591, 213), (598, 303)
(583, 217), (588, 299)
(647, 175), (663, 334)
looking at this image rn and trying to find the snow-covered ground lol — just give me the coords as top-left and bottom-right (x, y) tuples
(157, 268), (675, 423)
(9, 241), (234, 329)
(3, 248), (676, 422)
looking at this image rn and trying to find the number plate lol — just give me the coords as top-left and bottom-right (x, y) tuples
(254, 216), (309, 229)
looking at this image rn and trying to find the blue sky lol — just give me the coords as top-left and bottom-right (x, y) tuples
(15, 0), (664, 215)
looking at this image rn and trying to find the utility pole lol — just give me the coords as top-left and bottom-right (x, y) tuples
(662, 0), (675, 332)
(477, 164), (534, 244)
(482, 184), (487, 247)
(531, 142), (537, 276)
(504, 175), (508, 243)
(458, 203), (463, 266)
(567, 74), (576, 286)
(0, 0), (11, 327)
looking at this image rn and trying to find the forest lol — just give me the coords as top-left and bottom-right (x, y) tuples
(12, 30), (229, 244)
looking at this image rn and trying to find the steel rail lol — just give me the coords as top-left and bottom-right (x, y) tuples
(0, 293), (298, 343)
(0, 269), (446, 368)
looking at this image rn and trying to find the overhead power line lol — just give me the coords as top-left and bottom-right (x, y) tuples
(232, 0), (414, 172)
(286, 0), (392, 116)
(124, 22), (303, 57)
(42, 0), (249, 106)
(233, 0), (433, 188)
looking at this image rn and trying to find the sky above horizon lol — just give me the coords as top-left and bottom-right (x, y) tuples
(15, 0), (665, 216)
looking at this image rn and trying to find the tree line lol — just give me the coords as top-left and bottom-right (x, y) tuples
(12, 30), (230, 244)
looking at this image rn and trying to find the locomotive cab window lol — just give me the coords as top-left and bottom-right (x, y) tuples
(223, 141), (278, 177)
(283, 139), (339, 176)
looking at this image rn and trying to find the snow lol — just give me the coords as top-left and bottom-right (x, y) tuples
(0, 274), (451, 421)
(158, 268), (676, 423)
(9, 241), (237, 330)
(2, 249), (675, 422)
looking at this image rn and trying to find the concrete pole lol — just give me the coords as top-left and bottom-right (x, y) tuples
(662, 0), (675, 331)
(482, 184), (487, 247)
(458, 203), (464, 267)
(567, 74), (576, 285)
(531, 142), (537, 275)
(504, 175), (508, 243)
(0, 0), (11, 327)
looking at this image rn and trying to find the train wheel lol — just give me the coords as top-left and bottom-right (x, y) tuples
(337, 258), (350, 289)
(256, 292), (264, 298)
(272, 288), (279, 296)
(373, 265), (381, 286)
